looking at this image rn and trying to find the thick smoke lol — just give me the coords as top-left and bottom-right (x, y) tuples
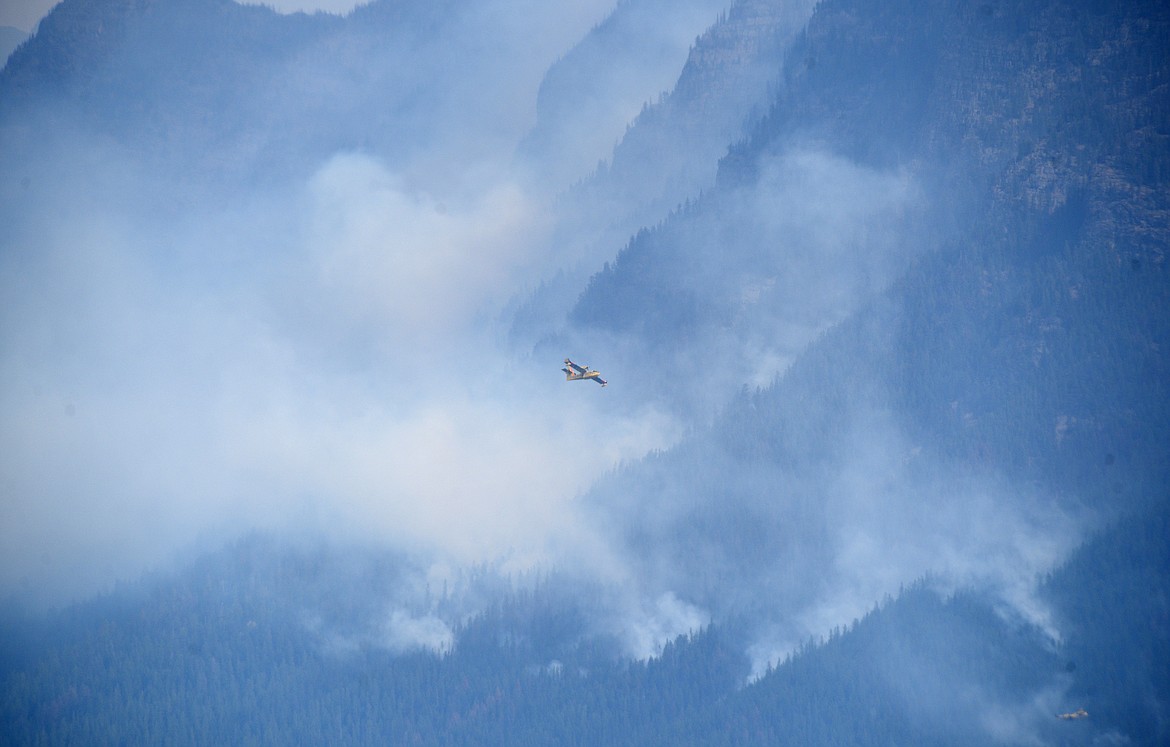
(0, 0), (720, 610)
(0, 133), (687, 608)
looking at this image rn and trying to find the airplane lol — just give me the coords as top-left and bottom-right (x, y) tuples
(1057, 709), (1088, 720)
(562, 358), (607, 387)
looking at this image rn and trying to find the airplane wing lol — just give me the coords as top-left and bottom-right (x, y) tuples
(565, 359), (588, 374)
(594, 376), (607, 386)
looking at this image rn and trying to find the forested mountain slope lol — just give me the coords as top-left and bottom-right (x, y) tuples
(0, 26), (27, 67)
(2, 506), (1164, 744)
(516, 0), (729, 190)
(0, 0), (618, 188)
(510, 0), (816, 348)
(572, 0), (1168, 408)
(0, 0), (339, 180)
(572, 0), (1169, 657)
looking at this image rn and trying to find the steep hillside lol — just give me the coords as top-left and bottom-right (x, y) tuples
(516, 0), (728, 190)
(572, 0), (1168, 402)
(572, 0), (1169, 660)
(699, 506), (1169, 746)
(0, 0), (594, 187)
(0, 0), (336, 179)
(0, 26), (27, 67)
(509, 0), (816, 350)
(3, 506), (1164, 744)
(595, 0), (816, 215)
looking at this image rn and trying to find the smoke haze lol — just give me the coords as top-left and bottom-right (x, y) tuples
(0, 1), (1093, 693)
(0, 0), (729, 609)
(0, 134), (689, 609)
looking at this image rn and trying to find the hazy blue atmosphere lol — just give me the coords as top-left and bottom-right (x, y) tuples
(1, 0), (1167, 744)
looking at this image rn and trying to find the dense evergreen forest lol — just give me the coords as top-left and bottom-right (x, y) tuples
(1, 509), (1165, 744)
